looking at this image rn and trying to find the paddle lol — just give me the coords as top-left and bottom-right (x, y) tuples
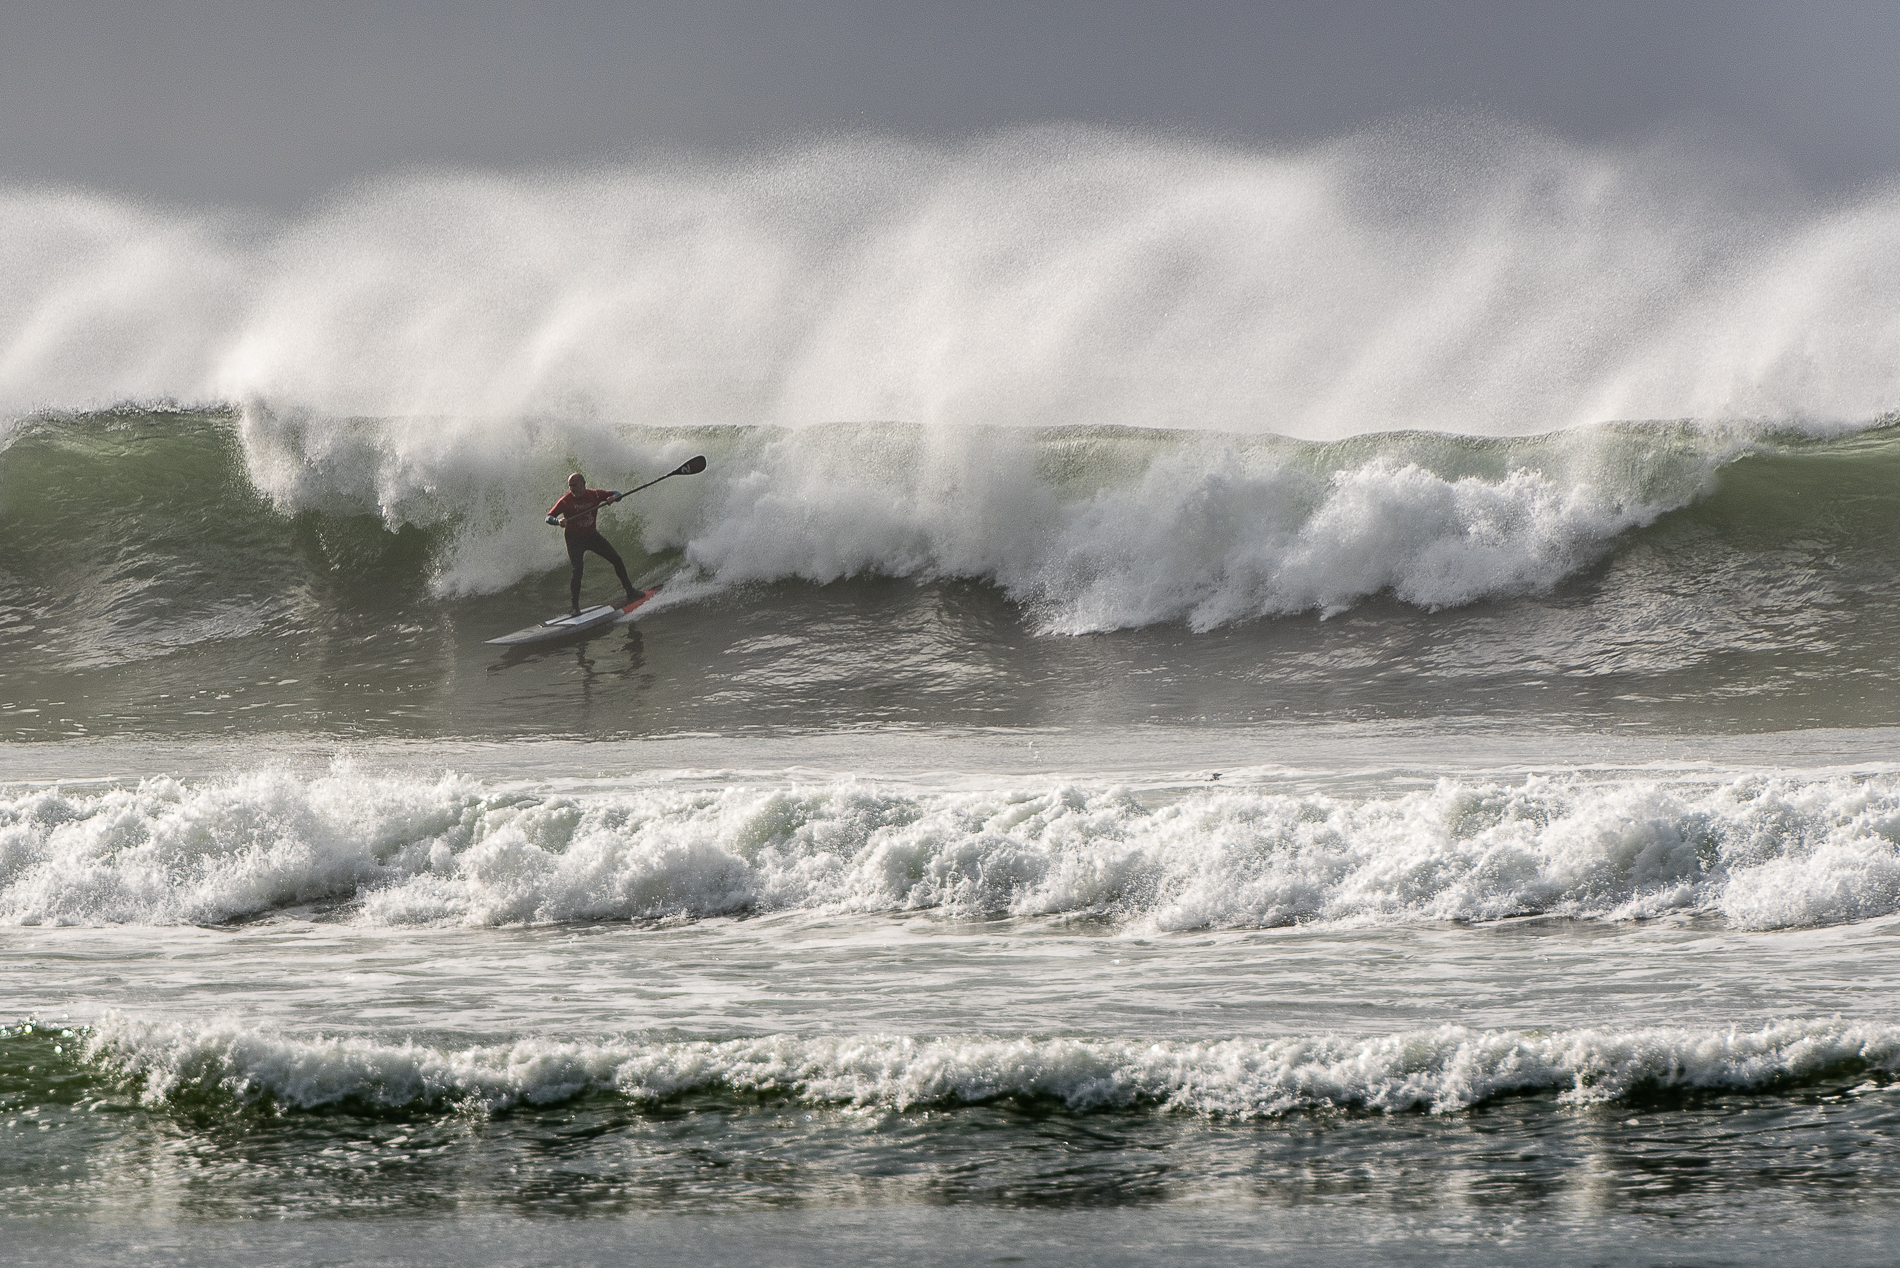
(615, 455), (708, 501)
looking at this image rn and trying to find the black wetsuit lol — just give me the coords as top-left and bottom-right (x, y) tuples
(567, 531), (632, 611)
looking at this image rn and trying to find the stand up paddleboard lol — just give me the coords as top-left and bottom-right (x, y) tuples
(485, 588), (660, 647)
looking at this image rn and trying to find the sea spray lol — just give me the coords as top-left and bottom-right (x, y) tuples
(4, 125), (1900, 434)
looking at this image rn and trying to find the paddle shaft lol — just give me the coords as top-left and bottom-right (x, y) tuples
(548, 457), (707, 525)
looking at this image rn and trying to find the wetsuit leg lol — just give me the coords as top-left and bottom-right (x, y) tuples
(571, 533), (634, 607)
(587, 533), (636, 600)
(566, 536), (588, 612)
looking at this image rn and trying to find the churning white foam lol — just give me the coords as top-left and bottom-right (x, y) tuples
(84, 1013), (1900, 1115)
(3, 122), (1900, 436)
(6, 762), (1900, 931)
(229, 411), (1747, 629)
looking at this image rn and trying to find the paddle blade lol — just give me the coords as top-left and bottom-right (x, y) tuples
(676, 455), (708, 475)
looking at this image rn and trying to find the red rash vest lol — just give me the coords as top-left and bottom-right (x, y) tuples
(548, 488), (616, 537)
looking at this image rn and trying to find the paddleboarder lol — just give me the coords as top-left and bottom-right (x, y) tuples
(547, 472), (638, 615)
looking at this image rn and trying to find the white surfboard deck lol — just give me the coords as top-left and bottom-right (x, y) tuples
(486, 588), (659, 647)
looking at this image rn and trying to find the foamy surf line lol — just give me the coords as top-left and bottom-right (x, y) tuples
(6, 762), (1900, 930)
(32, 1015), (1900, 1116)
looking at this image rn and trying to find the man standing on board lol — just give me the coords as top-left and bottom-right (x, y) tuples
(547, 472), (638, 615)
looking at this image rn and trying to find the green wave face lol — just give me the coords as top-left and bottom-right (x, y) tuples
(1, 411), (433, 661)
(0, 411), (457, 738)
(3, 409), (1899, 741)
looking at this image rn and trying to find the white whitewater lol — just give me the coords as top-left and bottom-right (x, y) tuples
(7, 761), (1900, 931)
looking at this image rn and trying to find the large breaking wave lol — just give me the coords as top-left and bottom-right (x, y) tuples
(6, 120), (1900, 636)
(6, 762), (1900, 931)
(12, 407), (1891, 639)
(241, 407), (1763, 629)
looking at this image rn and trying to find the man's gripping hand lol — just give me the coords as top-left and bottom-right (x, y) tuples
(545, 515), (561, 526)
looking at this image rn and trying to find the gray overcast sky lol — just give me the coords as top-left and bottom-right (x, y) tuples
(2, 1), (1898, 209)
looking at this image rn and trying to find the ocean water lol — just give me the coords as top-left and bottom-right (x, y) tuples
(6, 125), (1900, 1266)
